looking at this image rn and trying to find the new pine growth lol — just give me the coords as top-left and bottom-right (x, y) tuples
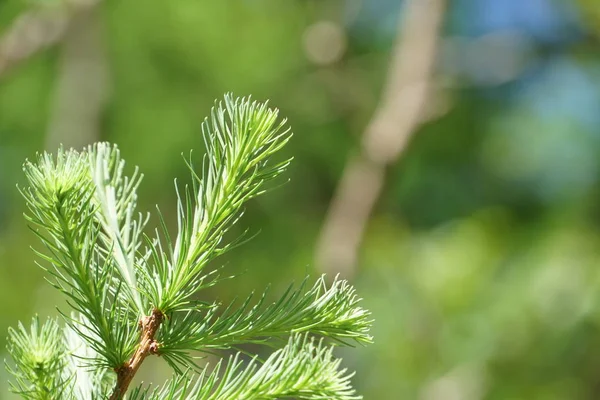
(5, 95), (373, 400)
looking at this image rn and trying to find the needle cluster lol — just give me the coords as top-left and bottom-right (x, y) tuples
(5, 94), (373, 399)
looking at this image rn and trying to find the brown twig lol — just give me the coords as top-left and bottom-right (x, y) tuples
(315, 0), (448, 279)
(109, 309), (164, 400)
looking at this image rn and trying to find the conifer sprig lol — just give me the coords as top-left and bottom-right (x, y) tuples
(128, 334), (360, 400)
(88, 143), (148, 315)
(6, 317), (69, 399)
(62, 315), (116, 399)
(158, 276), (372, 372)
(6, 94), (372, 400)
(142, 94), (293, 314)
(20, 150), (139, 368)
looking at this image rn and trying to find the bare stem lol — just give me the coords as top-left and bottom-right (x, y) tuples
(109, 309), (164, 400)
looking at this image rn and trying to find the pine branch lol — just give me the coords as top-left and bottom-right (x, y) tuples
(6, 317), (70, 400)
(21, 149), (138, 369)
(6, 315), (116, 400)
(110, 94), (293, 398)
(141, 94), (292, 314)
(62, 315), (116, 399)
(88, 143), (148, 315)
(128, 333), (360, 400)
(158, 276), (372, 372)
(8, 94), (372, 399)
(109, 309), (164, 400)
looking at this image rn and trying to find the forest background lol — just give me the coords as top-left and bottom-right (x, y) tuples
(2, 0), (600, 399)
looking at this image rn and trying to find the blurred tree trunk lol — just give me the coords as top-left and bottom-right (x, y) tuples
(46, 5), (109, 150)
(0, 1), (99, 79)
(0, 7), (69, 78)
(316, 0), (448, 279)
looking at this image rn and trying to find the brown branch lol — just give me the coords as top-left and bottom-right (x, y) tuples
(109, 309), (165, 400)
(316, 0), (448, 279)
(0, 0), (99, 80)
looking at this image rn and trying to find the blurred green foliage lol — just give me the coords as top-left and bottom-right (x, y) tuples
(2, 0), (600, 399)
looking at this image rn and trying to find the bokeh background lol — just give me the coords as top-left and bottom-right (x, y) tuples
(2, 0), (600, 398)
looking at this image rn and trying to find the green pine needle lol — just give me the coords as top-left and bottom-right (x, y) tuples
(128, 333), (360, 400)
(6, 317), (68, 400)
(7, 94), (372, 400)
(20, 148), (139, 369)
(142, 94), (293, 314)
(158, 276), (372, 372)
